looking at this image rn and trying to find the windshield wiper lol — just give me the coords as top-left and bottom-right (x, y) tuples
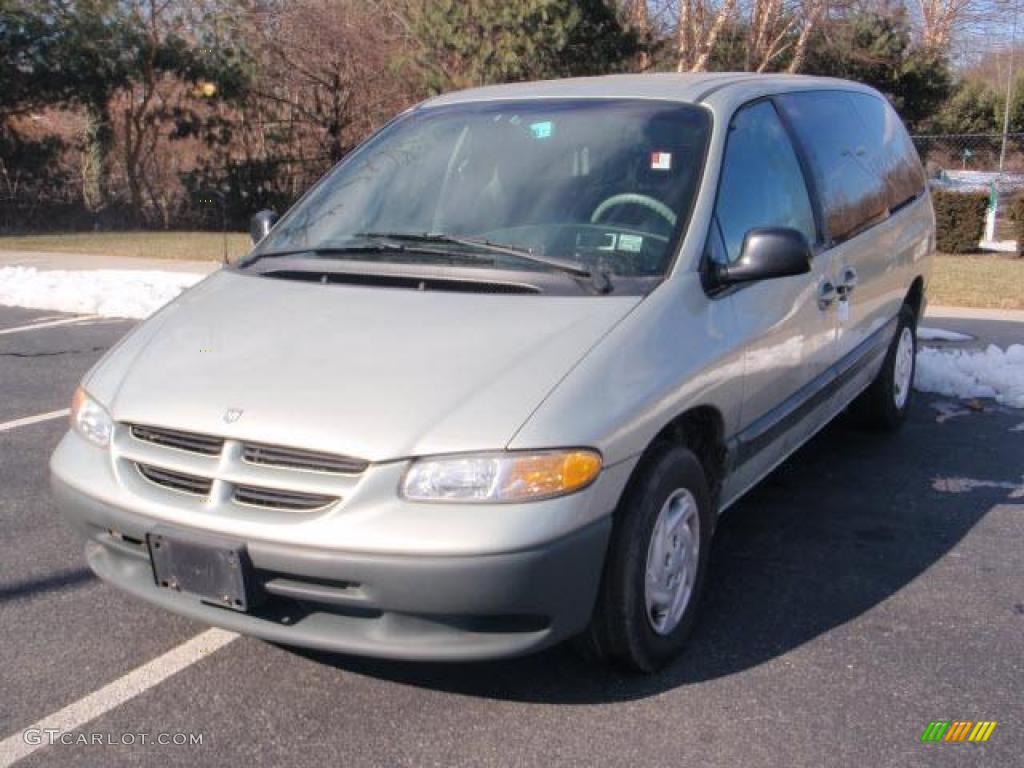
(357, 231), (612, 294)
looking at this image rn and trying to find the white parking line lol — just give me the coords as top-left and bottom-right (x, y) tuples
(0, 409), (71, 432)
(0, 315), (101, 336)
(0, 628), (238, 766)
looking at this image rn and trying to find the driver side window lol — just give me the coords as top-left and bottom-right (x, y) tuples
(713, 100), (816, 264)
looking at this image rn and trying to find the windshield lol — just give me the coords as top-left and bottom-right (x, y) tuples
(253, 99), (711, 279)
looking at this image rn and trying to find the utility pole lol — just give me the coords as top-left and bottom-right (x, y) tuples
(999, 0), (1020, 173)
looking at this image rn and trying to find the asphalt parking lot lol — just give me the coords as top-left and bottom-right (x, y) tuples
(1, 304), (1020, 767)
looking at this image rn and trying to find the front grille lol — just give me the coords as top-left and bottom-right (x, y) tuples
(233, 485), (337, 511)
(136, 463), (213, 497)
(242, 443), (368, 475)
(122, 423), (359, 514)
(130, 424), (224, 456)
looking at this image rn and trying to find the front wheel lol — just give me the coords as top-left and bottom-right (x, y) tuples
(577, 445), (713, 672)
(851, 304), (917, 430)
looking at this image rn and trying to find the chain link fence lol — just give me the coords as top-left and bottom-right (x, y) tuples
(912, 133), (1024, 174)
(913, 133), (1024, 248)
(182, 155), (332, 233)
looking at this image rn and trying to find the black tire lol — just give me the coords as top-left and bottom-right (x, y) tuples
(851, 304), (917, 430)
(577, 444), (713, 673)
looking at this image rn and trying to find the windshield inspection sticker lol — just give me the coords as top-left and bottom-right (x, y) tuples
(530, 121), (553, 139)
(651, 151), (672, 170)
(618, 234), (643, 252)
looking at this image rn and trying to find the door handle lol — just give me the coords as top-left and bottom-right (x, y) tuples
(837, 267), (858, 298)
(818, 280), (837, 310)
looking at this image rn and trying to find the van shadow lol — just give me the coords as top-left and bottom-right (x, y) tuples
(291, 395), (1017, 703)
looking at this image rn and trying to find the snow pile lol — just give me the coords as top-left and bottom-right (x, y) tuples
(0, 266), (206, 319)
(917, 326), (973, 342)
(915, 344), (1024, 408)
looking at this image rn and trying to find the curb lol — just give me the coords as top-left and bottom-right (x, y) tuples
(0, 250), (221, 275)
(926, 305), (1024, 323)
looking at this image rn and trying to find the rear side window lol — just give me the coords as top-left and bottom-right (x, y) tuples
(847, 93), (926, 211)
(776, 91), (888, 243)
(713, 101), (816, 264)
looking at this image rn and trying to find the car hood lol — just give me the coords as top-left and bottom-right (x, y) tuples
(92, 269), (641, 462)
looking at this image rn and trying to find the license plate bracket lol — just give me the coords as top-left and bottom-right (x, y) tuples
(147, 528), (256, 612)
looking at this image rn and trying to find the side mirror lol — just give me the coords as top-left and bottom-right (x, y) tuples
(714, 227), (812, 286)
(250, 209), (279, 245)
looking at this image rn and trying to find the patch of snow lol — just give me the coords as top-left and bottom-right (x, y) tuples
(933, 169), (1024, 193)
(979, 239), (1019, 253)
(915, 344), (1024, 409)
(932, 475), (1024, 498)
(917, 326), (974, 342)
(0, 266), (205, 319)
(929, 400), (973, 423)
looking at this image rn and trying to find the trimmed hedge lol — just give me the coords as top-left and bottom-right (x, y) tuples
(931, 187), (988, 253)
(1012, 196), (1024, 256)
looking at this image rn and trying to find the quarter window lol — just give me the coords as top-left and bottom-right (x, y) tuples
(847, 93), (926, 211)
(713, 101), (816, 264)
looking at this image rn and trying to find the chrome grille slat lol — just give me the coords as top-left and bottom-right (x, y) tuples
(233, 485), (337, 511)
(136, 463), (213, 497)
(130, 424), (224, 456)
(242, 443), (367, 475)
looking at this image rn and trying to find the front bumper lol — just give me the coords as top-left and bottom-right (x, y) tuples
(52, 469), (614, 662)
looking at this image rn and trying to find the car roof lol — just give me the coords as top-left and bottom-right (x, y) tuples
(422, 72), (878, 109)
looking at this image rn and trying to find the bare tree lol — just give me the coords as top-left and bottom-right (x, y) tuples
(675, 0), (738, 71)
(671, 0), (826, 73)
(747, 0), (827, 73)
(623, 0), (650, 27)
(96, 0), (241, 226)
(914, 0), (980, 51)
(787, 0), (827, 73)
(622, 0), (654, 68)
(246, 0), (412, 166)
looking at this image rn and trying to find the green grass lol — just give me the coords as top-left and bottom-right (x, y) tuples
(0, 231), (252, 262)
(1, 231), (1021, 310)
(931, 253), (1024, 310)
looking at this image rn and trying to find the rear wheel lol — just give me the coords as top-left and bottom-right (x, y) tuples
(577, 444), (713, 672)
(851, 304), (917, 430)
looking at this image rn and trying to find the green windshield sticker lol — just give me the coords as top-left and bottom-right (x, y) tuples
(530, 121), (553, 139)
(618, 234), (643, 253)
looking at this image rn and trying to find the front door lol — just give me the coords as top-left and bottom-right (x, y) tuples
(710, 100), (837, 505)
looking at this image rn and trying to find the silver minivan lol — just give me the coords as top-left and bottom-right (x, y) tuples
(51, 73), (933, 672)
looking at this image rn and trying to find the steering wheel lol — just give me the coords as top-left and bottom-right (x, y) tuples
(590, 193), (677, 229)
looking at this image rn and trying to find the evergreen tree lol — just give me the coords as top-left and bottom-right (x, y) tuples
(934, 80), (1001, 135)
(1, 0), (248, 216)
(801, 7), (952, 132)
(404, 0), (640, 94)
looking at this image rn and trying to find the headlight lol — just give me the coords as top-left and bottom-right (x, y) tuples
(70, 386), (112, 448)
(401, 449), (602, 503)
